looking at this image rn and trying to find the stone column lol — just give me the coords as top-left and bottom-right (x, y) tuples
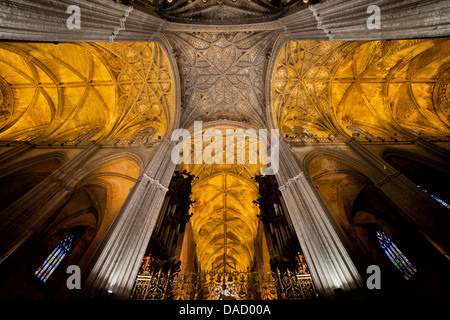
(275, 139), (364, 299)
(346, 139), (450, 259)
(0, 141), (101, 264)
(80, 139), (177, 300)
(0, 0), (164, 42)
(281, 0), (450, 41)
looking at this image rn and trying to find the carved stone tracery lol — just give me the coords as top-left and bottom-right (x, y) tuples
(168, 31), (278, 128)
(272, 40), (357, 137)
(94, 42), (175, 140)
(0, 76), (13, 131)
(435, 68), (450, 127)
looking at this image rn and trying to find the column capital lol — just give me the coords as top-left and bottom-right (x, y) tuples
(143, 173), (169, 192)
(279, 172), (305, 191)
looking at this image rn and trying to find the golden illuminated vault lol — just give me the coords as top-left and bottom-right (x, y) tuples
(0, 42), (174, 143)
(272, 39), (450, 138)
(189, 172), (259, 272)
(333, 39), (450, 137)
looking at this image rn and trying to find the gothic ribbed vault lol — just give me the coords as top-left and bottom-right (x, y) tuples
(0, 42), (175, 143)
(0, 13), (449, 299)
(168, 31), (278, 129)
(188, 171), (259, 272)
(272, 38), (450, 138)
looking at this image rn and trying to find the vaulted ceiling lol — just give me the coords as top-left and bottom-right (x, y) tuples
(0, 42), (174, 143)
(183, 162), (260, 272)
(0, 34), (448, 273)
(168, 31), (278, 129)
(273, 38), (450, 138)
(333, 39), (450, 137)
(3, 37), (447, 144)
(0, 42), (115, 142)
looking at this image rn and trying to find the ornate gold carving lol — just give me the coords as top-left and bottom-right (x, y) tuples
(131, 264), (316, 300)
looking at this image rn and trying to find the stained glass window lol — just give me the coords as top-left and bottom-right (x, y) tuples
(132, 127), (156, 144)
(376, 231), (417, 280)
(73, 128), (100, 145)
(346, 126), (373, 138)
(292, 126), (314, 138)
(418, 185), (450, 209)
(34, 234), (74, 283)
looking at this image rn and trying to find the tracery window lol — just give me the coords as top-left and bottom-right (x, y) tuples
(73, 128), (100, 145)
(21, 131), (43, 142)
(346, 126), (372, 138)
(34, 234), (74, 283)
(376, 231), (417, 280)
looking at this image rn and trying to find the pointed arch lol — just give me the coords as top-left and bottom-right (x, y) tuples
(0, 152), (65, 213)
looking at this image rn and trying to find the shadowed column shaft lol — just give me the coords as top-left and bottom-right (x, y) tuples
(275, 140), (364, 299)
(80, 139), (176, 299)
